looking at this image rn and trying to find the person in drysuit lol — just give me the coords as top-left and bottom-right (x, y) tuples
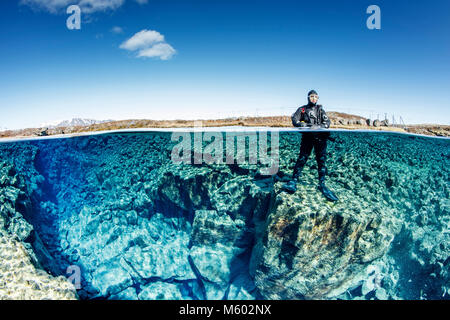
(282, 90), (338, 201)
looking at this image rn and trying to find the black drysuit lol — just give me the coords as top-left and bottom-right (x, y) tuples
(291, 103), (331, 183)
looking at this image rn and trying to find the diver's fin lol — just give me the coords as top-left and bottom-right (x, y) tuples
(318, 183), (338, 201)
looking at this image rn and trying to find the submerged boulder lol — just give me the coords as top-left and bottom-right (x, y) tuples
(189, 210), (253, 299)
(250, 190), (402, 299)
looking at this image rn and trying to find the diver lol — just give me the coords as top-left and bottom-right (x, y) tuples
(282, 90), (338, 201)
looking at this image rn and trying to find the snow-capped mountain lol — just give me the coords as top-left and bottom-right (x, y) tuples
(39, 118), (114, 129)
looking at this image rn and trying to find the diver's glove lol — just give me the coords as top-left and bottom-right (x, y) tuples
(318, 182), (338, 201)
(309, 125), (321, 130)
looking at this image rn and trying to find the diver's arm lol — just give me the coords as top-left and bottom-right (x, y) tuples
(292, 108), (308, 127)
(319, 107), (331, 129)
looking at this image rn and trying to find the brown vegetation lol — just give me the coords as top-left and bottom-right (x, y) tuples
(1, 113), (449, 140)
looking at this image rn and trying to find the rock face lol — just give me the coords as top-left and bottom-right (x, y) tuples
(250, 192), (401, 299)
(0, 230), (77, 300)
(189, 209), (258, 299)
(0, 130), (448, 300)
(0, 161), (77, 300)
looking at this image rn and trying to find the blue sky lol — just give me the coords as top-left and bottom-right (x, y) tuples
(0, 0), (449, 129)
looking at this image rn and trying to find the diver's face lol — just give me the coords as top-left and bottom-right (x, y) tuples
(309, 94), (318, 104)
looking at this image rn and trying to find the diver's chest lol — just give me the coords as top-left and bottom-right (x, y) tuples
(304, 107), (319, 122)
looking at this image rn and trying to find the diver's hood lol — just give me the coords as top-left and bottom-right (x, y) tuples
(307, 90), (318, 105)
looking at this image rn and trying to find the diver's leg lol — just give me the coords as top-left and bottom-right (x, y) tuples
(293, 135), (314, 179)
(314, 138), (328, 183)
(314, 138), (338, 201)
(282, 135), (313, 194)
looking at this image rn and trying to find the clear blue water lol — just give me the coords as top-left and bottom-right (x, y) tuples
(0, 129), (448, 300)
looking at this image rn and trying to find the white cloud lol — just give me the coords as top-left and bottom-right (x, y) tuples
(79, 0), (124, 13)
(120, 29), (176, 60)
(137, 42), (176, 60)
(111, 26), (124, 34)
(20, 0), (70, 14)
(119, 29), (164, 50)
(20, 0), (147, 14)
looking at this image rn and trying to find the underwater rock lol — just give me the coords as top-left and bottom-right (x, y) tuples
(0, 160), (77, 299)
(250, 190), (402, 299)
(108, 287), (138, 300)
(91, 260), (133, 296)
(138, 282), (186, 300)
(123, 242), (195, 281)
(210, 176), (274, 222)
(0, 162), (33, 241)
(0, 131), (448, 300)
(227, 273), (259, 300)
(0, 230), (77, 300)
(189, 210), (251, 299)
(190, 210), (249, 248)
(158, 168), (209, 212)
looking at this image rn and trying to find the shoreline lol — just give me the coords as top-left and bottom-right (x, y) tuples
(1, 115), (449, 142)
(0, 126), (449, 143)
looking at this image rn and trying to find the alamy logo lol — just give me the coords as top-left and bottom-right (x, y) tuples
(366, 5), (381, 30)
(66, 5), (81, 30)
(171, 122), (279, 175)
(66, 265), (81, 289)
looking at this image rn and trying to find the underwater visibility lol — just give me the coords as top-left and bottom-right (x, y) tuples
(0, 129), (448, 300)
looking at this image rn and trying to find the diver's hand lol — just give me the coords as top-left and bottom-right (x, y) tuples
(309, 125), (321, 130)
(299, 122), (308, 128)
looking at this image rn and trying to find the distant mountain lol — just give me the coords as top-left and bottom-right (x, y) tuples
(40, 118), (114, 129)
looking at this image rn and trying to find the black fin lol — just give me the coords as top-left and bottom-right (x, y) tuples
(319, 183), (338, 201)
